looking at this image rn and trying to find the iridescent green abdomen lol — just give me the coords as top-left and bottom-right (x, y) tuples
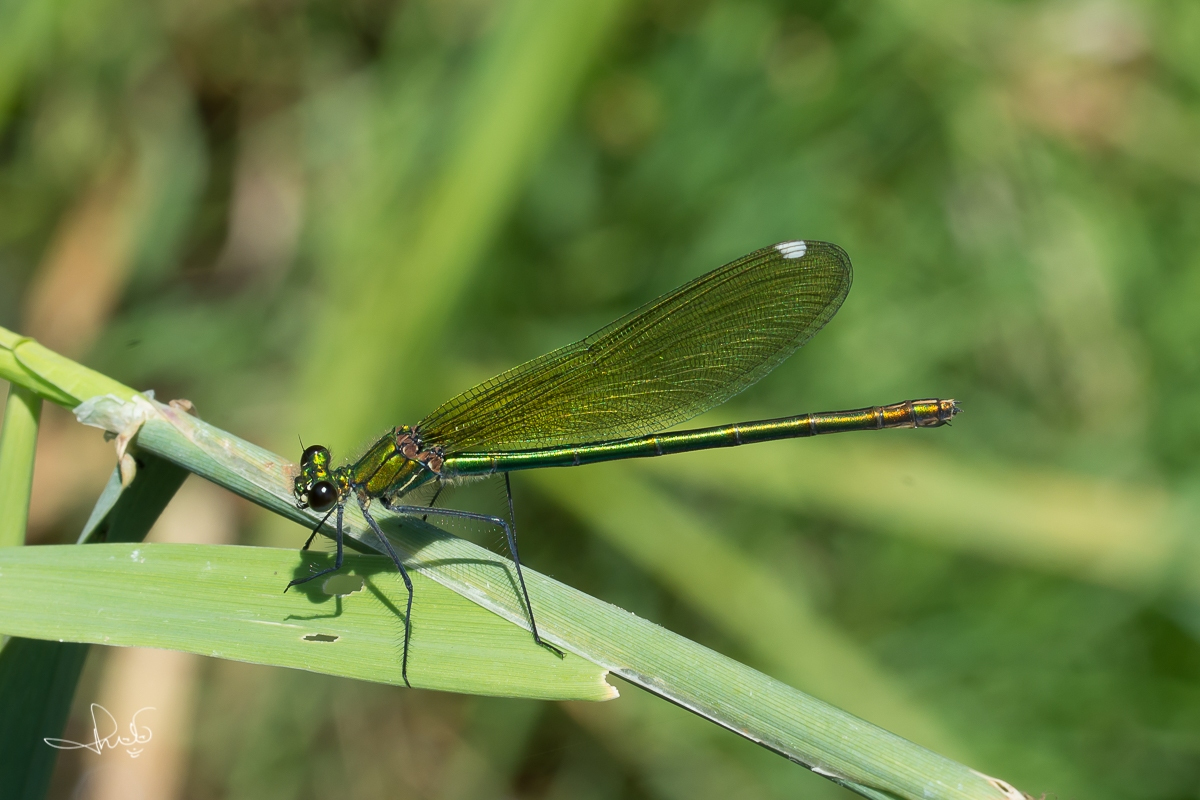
(441, 399), (958, 478)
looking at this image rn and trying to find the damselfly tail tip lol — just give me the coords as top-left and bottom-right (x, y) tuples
(925, 398), (960, 427)
(941, 399), (962, 427)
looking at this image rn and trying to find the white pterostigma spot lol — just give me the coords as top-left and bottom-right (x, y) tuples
(775, 240), (807, 259)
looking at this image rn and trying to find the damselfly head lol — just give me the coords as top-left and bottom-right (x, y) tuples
(295, 444), (337, 510)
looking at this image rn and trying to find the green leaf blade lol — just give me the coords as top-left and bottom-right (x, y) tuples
(0, 542), (614, 701)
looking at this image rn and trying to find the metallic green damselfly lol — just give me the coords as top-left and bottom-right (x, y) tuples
(290, 240), (958, 684)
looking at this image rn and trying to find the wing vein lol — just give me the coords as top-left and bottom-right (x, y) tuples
(418, 241), (851, 453)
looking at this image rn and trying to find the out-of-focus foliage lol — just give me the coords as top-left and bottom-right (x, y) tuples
(2, 0), (1199, 798)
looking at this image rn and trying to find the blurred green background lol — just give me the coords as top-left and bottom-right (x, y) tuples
(2, 0), (1199, 797)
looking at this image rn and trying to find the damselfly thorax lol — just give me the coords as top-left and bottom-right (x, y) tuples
(294, 426), (444, 513)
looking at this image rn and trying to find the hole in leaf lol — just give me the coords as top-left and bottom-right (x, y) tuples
(322, 574), (364, 596)
(303, 633), (339, 643)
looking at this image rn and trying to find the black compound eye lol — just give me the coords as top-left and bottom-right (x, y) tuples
(308, 481), (338, 513)
(302, 444), (329, 466)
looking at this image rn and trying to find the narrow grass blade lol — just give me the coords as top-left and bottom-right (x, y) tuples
(79, 457), (189, 544)
(0, 638), (88, 800)
(0, 383), (42, 547)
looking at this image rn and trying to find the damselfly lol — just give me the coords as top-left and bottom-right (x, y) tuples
(290, 240), (958, 684)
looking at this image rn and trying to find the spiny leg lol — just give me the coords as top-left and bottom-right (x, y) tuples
(357, 496), (415, 688)
(503, 473), (562, 656)
(421, 483), (445, 523)
(381, 486), (563, 658)
(285, 504), (345, 592)
(301, 505), (337, 551)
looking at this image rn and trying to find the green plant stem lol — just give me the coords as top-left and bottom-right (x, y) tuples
(0, 326), (1028, 800)
(0, 383), (42, 547)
